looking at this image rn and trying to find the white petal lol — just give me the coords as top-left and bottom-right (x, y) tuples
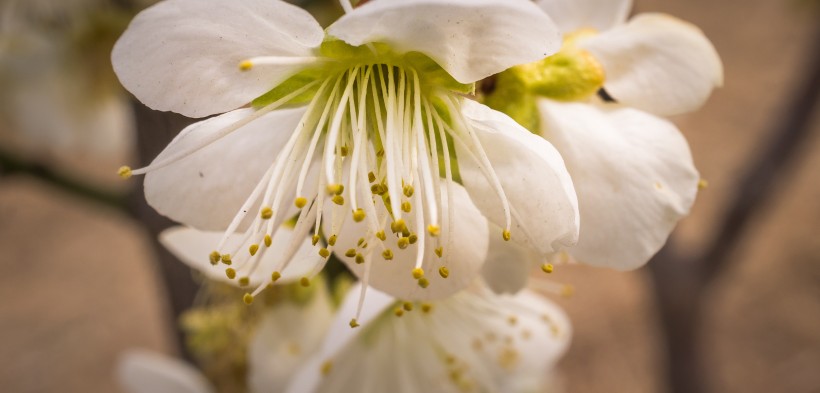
(539, 100), (699, 270)
(481, 226), (539, 295)
(159, 226), (321, 286)
(112, 0), (323, 117)
(535, 0), (632, 33)
(327, 0), (561, 83)
(248, 283), (335, 393)
(457, 99), (580, 256)
(334, 183), (489, 301)
(297, 282), (571, 393)
(579, 13), (724, 116)
(144, 107), (307, 231)
(118, 350), (213, 393)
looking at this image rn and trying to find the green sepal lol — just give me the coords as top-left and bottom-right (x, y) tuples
(403, 52), (473, 94)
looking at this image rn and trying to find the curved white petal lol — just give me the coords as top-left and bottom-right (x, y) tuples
(248, 283), (335, 393)
(327, 0), (561, 83)
(112, 0), (323, 117)
(118, 350), (213, 393)
(291, 282), (571, 393)
(159, 226), (320, 286)
(539, 100), (699, 270)
(457, 99), (580, 257)
(144, 107), (307, 231)
(333, 183), (489, 301)
(580, 13), (724, 116)
(536, 0), (632, 33)
(481, 226), (539, 295)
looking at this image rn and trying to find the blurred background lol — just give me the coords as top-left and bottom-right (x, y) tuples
(1, 0), (818, 392)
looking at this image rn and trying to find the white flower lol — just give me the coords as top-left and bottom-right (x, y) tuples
(113, 0), (580, 301)
(286, 281), (571, 393)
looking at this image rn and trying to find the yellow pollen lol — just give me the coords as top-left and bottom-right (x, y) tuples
(435, 247), (443, 257)
(401, 201), (412, 213)
(391, 219), (407, 233)
(412, 268), (425, 279)
(427, 225), (440, 237)
(698, 179), (709, 189)
(225, 268), (236, 279)
(408, 234), (418, 244)
(238, 60), (253, 71)
(403, 185), (414, 198)
(438, 266), (450, 279)
(421, 303), (432, 313)
(300, 277), (310, 287)
(355, 254), (365, 264)
(312, 234), (320, 246)
(328, 235), (337, 246)
(318, 248), (330, 258)
(260, 207), (273, 219)
(221, 254), (232, 265)
(417, 277), (430, 288)
(368, 172), (376, 183)
(321, 361), (333, 375)
(239, 277), (250, 287)
(394, 307), (404, 317)
(209, 251), (220, 266)
(349, 318), (360, 328)
(117, 166), (132, 179)
(382, 249), (394, 260)
(376, 231), (386, 241)
(271, 271), (282, 282)
(345, 249), (357, 258)
(541, 263), (554, 274)
(403, 302), (414, 311)
(502, 229), (511, 241)
(242, 293), (254, 304)
(294, 197), (308, 208)
(397, 237), (410, 249)
(332, 195), (345, 205)
(352, 209), (366, 222)
(264, 234), (272, 247)
(327, 184), (344, 195)
(249, 244), (259, 256)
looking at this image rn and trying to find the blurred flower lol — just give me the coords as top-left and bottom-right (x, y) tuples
(114, 0), (580, 301)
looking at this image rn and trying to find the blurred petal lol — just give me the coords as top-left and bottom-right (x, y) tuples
(457, 99), (580, 256)
(144, 107), (307, 230)
(118, 350), (213, 393)
(539, 100), (699, 270)
(481, 227), (539, 294)
(580, 13), (724, 116)
(112, 0), (323, 117)
(327, 0), (560, 83)
(536, 0), (632, 32)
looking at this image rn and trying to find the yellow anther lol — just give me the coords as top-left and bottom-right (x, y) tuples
(260, 207), (273, 219)
(403, 302), (414, 312)
(239, 277), (250, 287)
(394, 307), (404, 317)
(300, 277), (310, 287)
(382, 249), (394, 260)
(418, 277), (430, 288)
(352, 209), (366, 222)
(357, 237), (365, 246)
(271, 271), (282, 282)
(412, 268), (425, 279)
(435, 247), (443, 258)
(376, 149), (384, 157)
(408, 234), (418, 244)
(397, 237), (410, 249)
(427, 225), (440, 237)
(243, 293), (254, 305)
(318, 248), (330, 258)
(340, 146), (348, 157)
(264, 234), (272, 247)
(360, 241), (368, 249)
(698, 179), (709, 189)
(391, 219), (407, 233)
(221, 254), (232, 265)
(209, 251), (221, 266)
(355, 253), (365, 264)
(376, 231), (386, 241)
(438, 266), (450, 279)
(238, 60), (253, 71)
(332, 195), (345, 205)
(508, 316), (518, 326)
(368, 172), (376, 183)
(541, 263), (554, 274)
(294, 197), (308, 208)
(403, 185), (414, 197)
(502, 229), (511, 241)
(401, 201), (412, 213)
(225, 268), (236, 279)
(328, 235), (337, 246)
(370, 184), (386, 195)
(345, 249), (357, 258)
(421, 303), (433, 313)
(249, 244), (259, 256)
(117, 166), (133, 179)
(312, 234), (320, 246)
(327, 184), (344, 195)
(321, 361), (333, 375)
(349, 319), (360, 328)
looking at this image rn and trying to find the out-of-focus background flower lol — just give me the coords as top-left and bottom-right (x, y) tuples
(0, 0), (818, 392)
